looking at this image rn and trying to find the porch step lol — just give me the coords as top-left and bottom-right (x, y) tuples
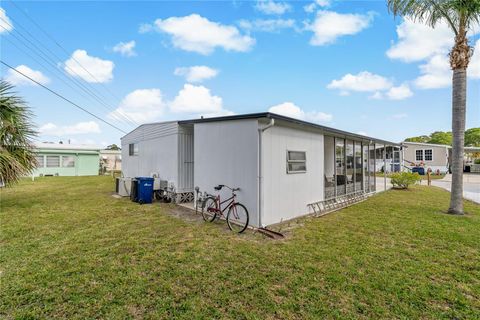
(308, 191), (369, 216)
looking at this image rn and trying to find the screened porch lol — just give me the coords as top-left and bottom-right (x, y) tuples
(324, 136), (401, 200)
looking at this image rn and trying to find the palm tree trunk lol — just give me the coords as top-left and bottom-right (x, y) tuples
(448, 68), (466, 215)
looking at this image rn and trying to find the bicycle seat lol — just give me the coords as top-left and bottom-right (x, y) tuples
(214, 185), (224, 191)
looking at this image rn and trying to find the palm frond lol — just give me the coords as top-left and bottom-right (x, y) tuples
(0, 80), (38, 186)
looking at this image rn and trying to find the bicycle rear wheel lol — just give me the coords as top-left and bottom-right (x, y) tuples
(226, 203), (249, 233)
(201, 196), (218, 222)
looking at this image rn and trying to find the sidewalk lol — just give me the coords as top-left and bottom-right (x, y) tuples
(430, 174), (480, 204)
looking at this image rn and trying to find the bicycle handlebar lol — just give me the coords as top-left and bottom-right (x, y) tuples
(214, 184), (240, 192)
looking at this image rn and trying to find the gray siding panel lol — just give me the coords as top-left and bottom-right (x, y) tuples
(194, 119), (259, 227)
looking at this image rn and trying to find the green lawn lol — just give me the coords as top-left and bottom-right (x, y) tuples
(1, 177), (479, 319)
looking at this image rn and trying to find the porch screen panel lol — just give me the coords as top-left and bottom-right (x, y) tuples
(346, 140), (354, 194)
(335, 139), (346, 196)
(354, 142), (363, 192)
(369, 143), (376, 192)
(363, 144), (369, 192)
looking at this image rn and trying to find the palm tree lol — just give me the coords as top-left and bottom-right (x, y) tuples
(0, 80), (37, 186)
(387, 0), (480, 215)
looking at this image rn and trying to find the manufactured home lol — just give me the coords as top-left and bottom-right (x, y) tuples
(402, 141), (480, 174)
(401, 141), (450, 174)
(33, 143), (100, 176)
(121, 113), (402, 227)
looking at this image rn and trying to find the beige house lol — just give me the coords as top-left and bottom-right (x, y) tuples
(100, 149), (121, 172)
(401, 142), (450, 173)
(402, 142), (480, 174)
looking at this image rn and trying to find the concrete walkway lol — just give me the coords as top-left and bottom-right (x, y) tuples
(430, 174), (480, 204)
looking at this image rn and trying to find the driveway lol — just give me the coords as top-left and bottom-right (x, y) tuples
(431, 174), (480, 204)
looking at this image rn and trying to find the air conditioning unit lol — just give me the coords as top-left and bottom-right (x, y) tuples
(116, 177), (132, 197)
(153, 178), (168, 190)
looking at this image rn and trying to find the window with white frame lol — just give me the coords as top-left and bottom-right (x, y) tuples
(287, 151), (306, 173)
(62, 156), (75, 167)
(46, 155), (60, 167)
(35, 155), (45, 168)
(424, 149), (433, 161)
(129, 143), (138, 156)
(415, 150), (423, 161)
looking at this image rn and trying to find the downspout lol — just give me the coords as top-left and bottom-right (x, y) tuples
(258, 118), (275, 228)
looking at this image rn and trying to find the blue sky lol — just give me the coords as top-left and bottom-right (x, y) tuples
(1, 0), (479, 147)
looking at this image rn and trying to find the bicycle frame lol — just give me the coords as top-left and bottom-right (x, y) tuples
(208, 193), (237, 217)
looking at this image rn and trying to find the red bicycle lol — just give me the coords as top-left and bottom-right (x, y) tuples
(201, 185), (249, 233)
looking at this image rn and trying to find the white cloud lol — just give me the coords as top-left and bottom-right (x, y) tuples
(268, 102), (333, 123)
(110, 89), (165, 123)
(150, 14), (255, 55)
(385, 84), (413, 100)
(255, 0), (291, 15)
(113, 40), (136, 57)
(238, 19), (296, 32)
(64, 50), (114, 83)
(169, 84), (226, 114)
(174, 66), (219, 83)
(414, 54), (451, 89)
(39, 121), (101, 136)
(327, 71), (392, 93)
(0, 8), (13, 33)
(6, 65), (50, 86)
(387, 19), (453, 63)
(392, 113), (408, 119)
(307, 10), (373, 46)
(469, 39), (480, 79)
(304, 0), (331, 13)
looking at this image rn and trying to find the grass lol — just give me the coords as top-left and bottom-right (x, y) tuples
(1, 176), (479, 319)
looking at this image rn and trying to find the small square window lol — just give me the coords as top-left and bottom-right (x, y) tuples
(62, 156), (75, 167)
(46, 155), (60, 168)
(35, 155), (45, 168)
(287, 151), (306, 173)
(129, 143), (138, 156)
(415, 150), (423, 161)
(424, 149), (433, 161)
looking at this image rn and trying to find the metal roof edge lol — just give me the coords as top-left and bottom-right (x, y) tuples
(180, 112), (401, 146)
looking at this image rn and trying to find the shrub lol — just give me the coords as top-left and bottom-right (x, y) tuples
(474, 159), (480, 165)
(390, 172), (421, 189)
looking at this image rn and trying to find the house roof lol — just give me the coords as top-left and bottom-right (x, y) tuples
(179, 112), (401, 146)
(401, 141), (480, 153)
(401, 141), (451, 148)
(34, 142), (101, 152)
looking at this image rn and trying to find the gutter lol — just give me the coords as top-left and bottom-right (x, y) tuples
(258, 118), (275, 228)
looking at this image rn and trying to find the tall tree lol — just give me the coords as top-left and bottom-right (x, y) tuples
(429, 131), (453, 145)
(0, 80), (37, 186)
(465, 128), (480, 146)
(388, 0), (480, 215)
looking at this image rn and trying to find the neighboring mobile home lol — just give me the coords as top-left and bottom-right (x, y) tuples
(121, 113), (401, 227)
(100, 149), (122, 172)
(401, 141), (480, 174)
(33, 143), (100, 176)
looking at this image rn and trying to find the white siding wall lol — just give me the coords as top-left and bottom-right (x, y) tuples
(194, 120), (259, 227)
(121, 122), (179, 186)
(262, 125), (324, 226)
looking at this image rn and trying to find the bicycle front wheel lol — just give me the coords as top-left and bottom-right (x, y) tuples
(202, 196), (218, 222)
(226, 203), (249, 233)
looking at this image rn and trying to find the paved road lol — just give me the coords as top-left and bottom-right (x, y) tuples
(431, 174), (480, 204)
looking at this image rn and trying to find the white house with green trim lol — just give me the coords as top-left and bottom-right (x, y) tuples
(33, 143), (100, 176)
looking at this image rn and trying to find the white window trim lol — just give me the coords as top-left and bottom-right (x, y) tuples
(415, 149), (424, 161)
(129, 143), (139, 156)
(286, 150), (307, 174)
(424, 149), (433, 162)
